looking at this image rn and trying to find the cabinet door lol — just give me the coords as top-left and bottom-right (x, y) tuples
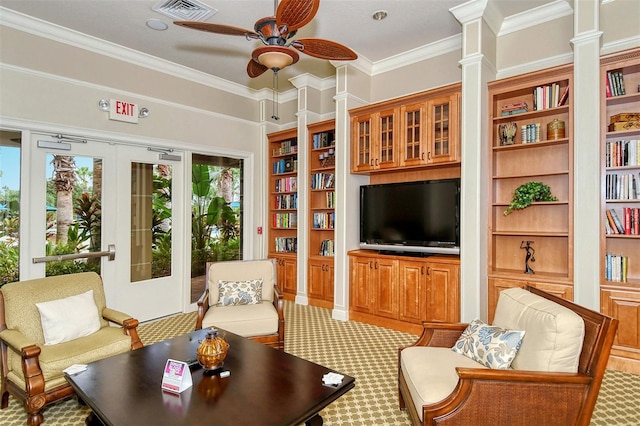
(427, 93), (459, 164)
(352, 114), (375, 173)
(399, 260), (426, 323)
(308, 260), (325, 300)
(601, 287), (640, 359)
(426, 262), (460, 323)
(400, 101), (428, 167)
(376, 108), (399, 169)
(373, 258), (399, 319)
(276, 257), (297, 295)
(350, 256), (374, 313)
(324, 262), (335, 302)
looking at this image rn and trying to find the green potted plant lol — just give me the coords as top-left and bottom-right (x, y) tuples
(504, 181), (557, 215)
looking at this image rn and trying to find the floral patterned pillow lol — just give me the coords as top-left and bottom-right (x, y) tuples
(217, 279), (263, 307)
(451, 318), (525, 369)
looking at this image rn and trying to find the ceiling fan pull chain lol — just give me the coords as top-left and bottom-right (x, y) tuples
(271, 71), (280, 121)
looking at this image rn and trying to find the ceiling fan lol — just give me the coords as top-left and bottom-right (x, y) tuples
(174, 0), (358, 78)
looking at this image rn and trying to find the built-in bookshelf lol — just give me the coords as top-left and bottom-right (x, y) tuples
(599, 48), (640, 374)
(487, 64), (574, 319)
(268, 128), (298, 298)
(307, 120), (336, 307)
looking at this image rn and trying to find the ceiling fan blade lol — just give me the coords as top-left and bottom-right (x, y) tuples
(174, 21), (257, 37)
(247, 59), (269, 78)
(292, 38), (358, 61)
(276, 0), (320, 32)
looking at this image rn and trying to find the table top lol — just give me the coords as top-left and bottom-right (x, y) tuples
(65, 328), (355, 426)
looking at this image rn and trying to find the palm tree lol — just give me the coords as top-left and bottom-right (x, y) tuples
(51, 155), (76, 245)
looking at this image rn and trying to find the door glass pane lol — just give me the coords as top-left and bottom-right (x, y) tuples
(45, 154), (102, 277)
(0, 131), (21, 286)
(191, 154), (243, 302)
(130, 162), (172, 282)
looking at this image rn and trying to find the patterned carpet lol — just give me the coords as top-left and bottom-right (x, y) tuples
(1, 301), (639, 425)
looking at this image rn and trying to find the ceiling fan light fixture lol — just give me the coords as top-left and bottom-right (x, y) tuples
(253, 46), (299, 71)
(372, 10), (388, 21)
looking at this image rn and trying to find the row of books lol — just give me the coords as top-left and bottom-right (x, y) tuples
(312, 132), (335, 149)
(605, 173), (640, 200)
(273, 156), (297, 174)
(272, 139), (297, 156)
(275, 193), (297, 209)
(311, 173), (335, 190)
(273, 212), (297, 229)
(325, 191), (335, 209)
(521, 123), (541, 143)
(533, 82), (569, 111)
(501, 101), (528, 116)
(605, 208), (640, 235)
(605, 140), (640, 167)
(313, 212), (335, 229)
(319, 239), (334, 257)
(274, 177), (297, 193)
(604, 253), (628, 282)
(605, 69), (626, 97)
(274, 237), (297, 253)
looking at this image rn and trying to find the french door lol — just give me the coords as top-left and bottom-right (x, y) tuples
(26, 133), (185, 321)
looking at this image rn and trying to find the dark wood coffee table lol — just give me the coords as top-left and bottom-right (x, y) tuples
(65, 328), (355, 425)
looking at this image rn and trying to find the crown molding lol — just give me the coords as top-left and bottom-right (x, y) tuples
(499, 0), (573, 36)
(601, 35), (640, 56)
(289, 73), (336, 92)
(496, 51), (573, 80)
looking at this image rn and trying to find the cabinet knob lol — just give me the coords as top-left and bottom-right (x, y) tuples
(374, 261), (378, 269)
(426, 266), (431, 276)
(428, 152), (432, 160)
(421, 266), (425, 275)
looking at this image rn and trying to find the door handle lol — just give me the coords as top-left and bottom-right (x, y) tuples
(33, 244), (116, 263)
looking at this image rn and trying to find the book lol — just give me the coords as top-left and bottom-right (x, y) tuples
(558, 86), (569, 106)
(609, 208), (625, 233)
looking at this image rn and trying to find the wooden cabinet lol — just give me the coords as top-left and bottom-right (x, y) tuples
(351, 107), (399, 172)
(600, 48), (640, 374)
(274, 255), (297, 299)
(268, 128), (298, 300)
(308, 259), (334, 306)
(307, 120), (336, 308)
(349, 250), (460, 334)
(350, 83), (460, 174)
(487, 64), (574, 318)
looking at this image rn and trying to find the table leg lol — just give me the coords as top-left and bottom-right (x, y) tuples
(305, 414), (323, 426)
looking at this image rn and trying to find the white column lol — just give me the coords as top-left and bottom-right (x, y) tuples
(571, 0), (602, 309)
(451, 0), (498, 321)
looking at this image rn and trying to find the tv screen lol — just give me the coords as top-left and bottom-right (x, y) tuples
(359, 179), (460, 255)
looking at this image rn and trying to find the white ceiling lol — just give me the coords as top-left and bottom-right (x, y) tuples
(0, 0), (563, 92)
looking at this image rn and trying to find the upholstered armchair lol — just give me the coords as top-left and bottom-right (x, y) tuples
(398, 286), (618, 426)
(195, 259), (285, 350)
(0, 272), (142, 426)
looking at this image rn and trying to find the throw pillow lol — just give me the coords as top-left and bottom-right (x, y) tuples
(217, 279), (263, 307)
(35, 289), (101, 345)
(452, 318), (525, 369)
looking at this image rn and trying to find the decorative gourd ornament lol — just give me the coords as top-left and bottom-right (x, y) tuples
(196, 329), (229, 371)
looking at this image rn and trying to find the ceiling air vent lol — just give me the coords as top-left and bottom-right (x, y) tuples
(153, 0), (217, 22)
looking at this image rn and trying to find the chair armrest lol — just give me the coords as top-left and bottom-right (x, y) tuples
(195, 288), (210, 330)
(0, 329), (37, 352)
(101, 309), (143, 350)
(417, 368), (592, 424)
(102, 308), (134, 325)
(272, 285), (284, 319)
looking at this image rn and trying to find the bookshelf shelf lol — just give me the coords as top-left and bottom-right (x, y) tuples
(599, 48), (640, 373)
(307, 119), (336, 308)
(268, 128), (298, 299)
(488, 64), (574, 319)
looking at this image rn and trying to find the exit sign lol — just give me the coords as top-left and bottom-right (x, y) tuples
(109, 99), (139, 123)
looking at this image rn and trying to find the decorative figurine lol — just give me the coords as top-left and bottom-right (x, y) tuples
(520, 240), (535, 274)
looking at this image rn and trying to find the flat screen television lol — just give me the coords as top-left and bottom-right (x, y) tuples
(359, 178), (460, 255)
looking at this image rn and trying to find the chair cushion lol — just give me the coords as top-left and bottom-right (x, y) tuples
(207, 260), (276, 305)
(492, 287), (585, 372)
(36, 290), (101, 345)
(201, 302), (279, 338)
(6, 327), (132, 391)
(216, 279), (263, 307)
(452, 318), (525, 369)
(401, 347), (487, 421)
